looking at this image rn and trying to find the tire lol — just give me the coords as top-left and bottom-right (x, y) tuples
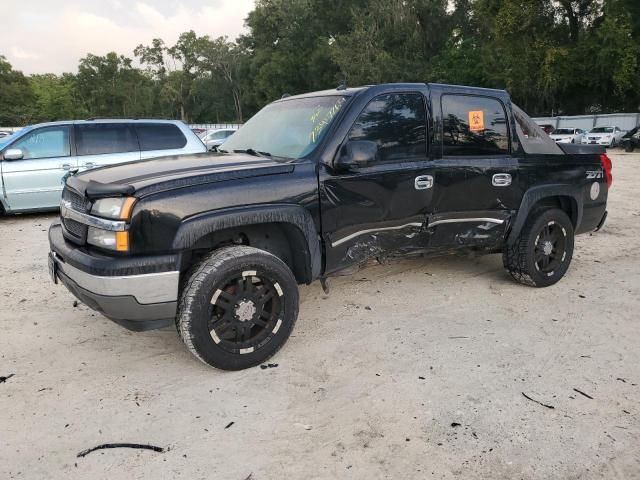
(177, 245), (299, 370)
(503, 208), (575, 288)
(625, 143), (634, 153)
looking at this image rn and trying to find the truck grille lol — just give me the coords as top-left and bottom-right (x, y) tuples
(62, 187), (91, 212)
(61, 187), (90, 243)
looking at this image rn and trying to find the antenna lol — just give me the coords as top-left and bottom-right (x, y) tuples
(281, 93), (291, 99)
(336, 80), (347, 91)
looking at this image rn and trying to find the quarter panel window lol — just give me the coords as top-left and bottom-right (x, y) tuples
(441, 95), (509, 156)
(77, 124), (138, 156)
(10, 126), (70, 159)
(136, 124), (187, 151)
(348, 93), (427, 162)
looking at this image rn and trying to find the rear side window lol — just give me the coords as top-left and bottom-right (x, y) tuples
(135, 124), (187, 151)
(348, 93), (427, 163)
(441, 95), (509, 156)
(76, 124), (138, 156)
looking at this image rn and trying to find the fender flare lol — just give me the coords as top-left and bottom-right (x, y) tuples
(507, 184), (583, 245)
(172, 204), (322, 282)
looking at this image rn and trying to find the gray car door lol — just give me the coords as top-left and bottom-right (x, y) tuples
(1, 125), (77, 211)
(75, 123), (140, 171)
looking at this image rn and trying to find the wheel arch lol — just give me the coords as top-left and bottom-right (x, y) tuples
(507, 185), (582, 245)
(173, 204), (321, 284)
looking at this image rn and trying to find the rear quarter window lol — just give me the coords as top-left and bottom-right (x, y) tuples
(135, 124), (187, 151)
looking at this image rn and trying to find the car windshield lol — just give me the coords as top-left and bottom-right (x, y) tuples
(591, 127), (613, 133)
(554, 129), (574, 135)
(220, 95), (349, 159)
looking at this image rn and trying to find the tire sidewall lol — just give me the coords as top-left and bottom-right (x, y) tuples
(181, 248), (299, 370)
(523, 209), (574, 287)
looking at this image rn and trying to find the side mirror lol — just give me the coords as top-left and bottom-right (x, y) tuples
(335, 140), (378, 170)
(3, 148), (24, 160)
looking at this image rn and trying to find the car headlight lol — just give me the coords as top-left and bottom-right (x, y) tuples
(87, 227), (129, 252)
(91, 197), (136, 220)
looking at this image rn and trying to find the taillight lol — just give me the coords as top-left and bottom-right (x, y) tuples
(600, 154), (612, 187)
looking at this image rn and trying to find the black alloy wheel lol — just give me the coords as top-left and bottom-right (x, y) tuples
(208, 271), (284, 355)
(503, 208), (575, 287)
(177, 245), (299, 370)
(533, 221), (567, 277)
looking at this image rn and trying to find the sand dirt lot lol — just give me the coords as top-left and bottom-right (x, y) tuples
(1, 153), (639, 479)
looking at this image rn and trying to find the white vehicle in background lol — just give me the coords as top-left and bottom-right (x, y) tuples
(581, 126), (626, 147)
(549, 127), (586, 144)
(200, 128), (238, 151)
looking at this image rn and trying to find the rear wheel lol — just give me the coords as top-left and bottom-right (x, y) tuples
(503, 209), (574, 287)
(625, 142), (634, 152)
(177, 245), (299, 370)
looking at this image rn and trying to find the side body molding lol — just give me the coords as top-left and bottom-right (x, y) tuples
(172, 204), (322, 282)
(507, 184), (583, 245)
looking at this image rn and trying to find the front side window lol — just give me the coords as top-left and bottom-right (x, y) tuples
(10, 126), (70, 159)
(221, 96), (349, 159)
(136, 124), (187, 151)
(77, 124), (138, 156)
(442, 95), (509, 156)
(347, 93), (427, 162)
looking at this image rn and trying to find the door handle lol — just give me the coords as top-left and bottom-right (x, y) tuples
(415, 175), (434, 190)
(83, 162), (97, 169)
(61, 163), (72, 170)
(492, 173), (512, 187)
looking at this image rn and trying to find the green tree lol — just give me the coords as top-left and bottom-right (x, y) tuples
(0, 55), (35, 125)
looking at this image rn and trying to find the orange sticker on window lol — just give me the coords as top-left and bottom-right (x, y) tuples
(468, 111), (484, 132)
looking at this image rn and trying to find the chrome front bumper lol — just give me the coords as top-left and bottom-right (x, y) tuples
(49, 223), (180, 331)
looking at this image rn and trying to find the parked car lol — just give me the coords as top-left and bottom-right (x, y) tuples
(539, 124), (555, 134)
(549, 127), (586, 144)
(0, 119), (206, 214)
(200, 128), (238, 150)
(581, 126), (626, 147)
(49, 83), (610, 370)
(620, 126), (640, 152)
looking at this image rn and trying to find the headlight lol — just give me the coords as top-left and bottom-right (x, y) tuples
(91, 197), (136, 220)
(87, 227), (129, 252)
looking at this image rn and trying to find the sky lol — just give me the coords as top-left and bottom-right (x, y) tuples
(2, 0), (256, 74)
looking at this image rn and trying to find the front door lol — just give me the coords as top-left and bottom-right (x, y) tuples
(1, 125), (76, 211)
(427, 92), (521, 249)
(320, 92), (435, 273)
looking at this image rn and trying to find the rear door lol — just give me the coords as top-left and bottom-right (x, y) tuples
(76, 123), (140, 171)
(320, 90), (435, 273)
(136, 123), (189, 159)
(427, 90), (522, 249)
(1, 125), (76, 211)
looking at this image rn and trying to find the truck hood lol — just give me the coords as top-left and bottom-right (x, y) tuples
(66, 152), (296, 197)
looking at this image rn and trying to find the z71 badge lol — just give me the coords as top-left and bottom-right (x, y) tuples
(586, 170), (603, 179)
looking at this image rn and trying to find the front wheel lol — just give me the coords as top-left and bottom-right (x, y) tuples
(503, 209), (575, 287)
(177, 246), (299, 370)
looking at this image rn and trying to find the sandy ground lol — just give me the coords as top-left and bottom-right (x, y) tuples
(1, 153), (639, 479)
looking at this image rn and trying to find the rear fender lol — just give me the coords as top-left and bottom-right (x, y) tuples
(507, 184), (582, 245)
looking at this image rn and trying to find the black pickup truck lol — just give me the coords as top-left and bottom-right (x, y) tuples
(48, 83), (611, 370)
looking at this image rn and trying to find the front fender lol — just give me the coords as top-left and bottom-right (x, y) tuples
(172, 204), (322, 281)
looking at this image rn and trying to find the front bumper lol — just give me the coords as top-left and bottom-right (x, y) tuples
(49, 222), (179, 331)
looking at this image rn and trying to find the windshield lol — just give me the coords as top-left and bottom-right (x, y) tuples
(591, 127), (613, 133)
(554, 129), (575, 135)
(221, 96), (349, 159)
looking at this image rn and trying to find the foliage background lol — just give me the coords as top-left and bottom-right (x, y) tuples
(1, 0), (639, 126)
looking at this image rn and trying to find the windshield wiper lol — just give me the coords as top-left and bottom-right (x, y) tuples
(233, 148), (272, 157)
